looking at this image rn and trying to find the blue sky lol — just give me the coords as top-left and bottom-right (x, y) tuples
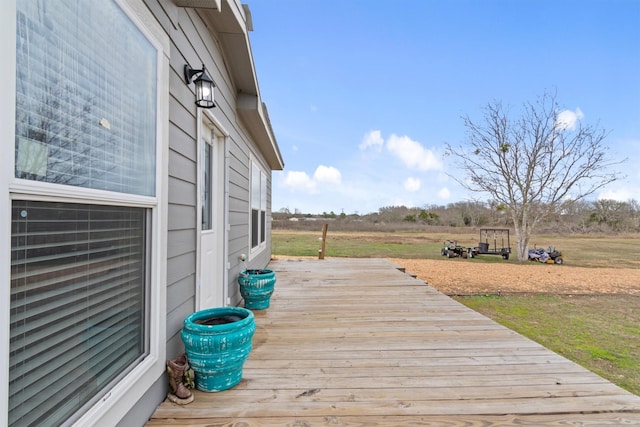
(247, 0), (640, 215)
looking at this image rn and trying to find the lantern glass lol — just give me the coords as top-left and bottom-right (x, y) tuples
(185, 64), (216, 109)
(195, 79), (214, 108)
(194, 76), (214, 108)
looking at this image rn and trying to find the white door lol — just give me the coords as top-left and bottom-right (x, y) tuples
(197, 119), (225, 309)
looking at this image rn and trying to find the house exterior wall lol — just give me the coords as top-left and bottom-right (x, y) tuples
(124, 0), (281, 424)
(2, 0), (281, 425)
(151, 0), (277, 353)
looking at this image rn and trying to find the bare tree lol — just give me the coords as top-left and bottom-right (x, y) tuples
(446, 91), (625, 261)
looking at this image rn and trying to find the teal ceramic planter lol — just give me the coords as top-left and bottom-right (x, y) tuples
(181, 307), (256, 392)
(238, 269), (276, 310)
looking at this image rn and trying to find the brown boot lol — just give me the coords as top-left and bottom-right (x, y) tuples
(167, 354), (194, 404)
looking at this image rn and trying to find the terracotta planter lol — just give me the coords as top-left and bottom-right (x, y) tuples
(181, 307), (255, 392)
(238, 269), (276, 310)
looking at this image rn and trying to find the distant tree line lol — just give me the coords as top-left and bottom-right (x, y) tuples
(273, 199), (640, 234)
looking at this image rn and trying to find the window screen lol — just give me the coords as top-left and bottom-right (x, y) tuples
(10, 201), (147, 427)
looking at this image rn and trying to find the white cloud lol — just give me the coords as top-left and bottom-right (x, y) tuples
(555, 108), (584, 131)
(386, 134), (442, 171)
(282, 171), (317, 193)
(404, 177), (421, 192)
(359, 130), (384, 152)
(437, 187), (451, 199)
(598, 187), (636, 202)
(310, 104), (318, 113)
(281, 166), (342, 194)
(314, 165), (342, 185)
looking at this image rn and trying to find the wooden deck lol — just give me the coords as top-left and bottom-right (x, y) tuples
(148, 258), (640, 426)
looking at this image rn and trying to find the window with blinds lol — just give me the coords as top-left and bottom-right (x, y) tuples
(251, 162), (267, 249)
(11, 1), (158, 426)
(10, 201), (148, 426)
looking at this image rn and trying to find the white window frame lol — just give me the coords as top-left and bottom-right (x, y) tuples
(249, 157), (268, 255)
(0, 1), (169, 426)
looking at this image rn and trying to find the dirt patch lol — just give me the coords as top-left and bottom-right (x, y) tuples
(272, 255), (640, 295)
(388, 258), (640, 295)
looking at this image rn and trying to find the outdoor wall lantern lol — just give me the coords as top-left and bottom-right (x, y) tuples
(184, 63), (215, 108)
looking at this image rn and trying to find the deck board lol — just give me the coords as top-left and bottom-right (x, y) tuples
(147, 258), (640, 426)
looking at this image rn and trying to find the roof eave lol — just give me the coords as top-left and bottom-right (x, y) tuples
(176, 0), (284, 170)
(238, 94), (284, 170)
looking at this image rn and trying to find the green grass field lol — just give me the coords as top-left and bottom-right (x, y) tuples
(272, 229), (640, 268)
(271, 228), (640, 395)
(455, 294), (640, 396)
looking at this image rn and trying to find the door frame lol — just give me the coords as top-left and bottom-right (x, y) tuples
(196, 110), (229, 309)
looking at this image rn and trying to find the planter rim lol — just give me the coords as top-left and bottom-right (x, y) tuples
(240, 268), (274, 275)
(183, 306), (254, 333)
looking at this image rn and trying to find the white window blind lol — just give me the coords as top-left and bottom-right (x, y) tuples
(10, 201), (147, 427)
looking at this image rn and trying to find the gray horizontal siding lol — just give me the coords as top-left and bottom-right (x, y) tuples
(122, 0), (277, 424)
(167, 251), (196, 286)
(168, 176), (196, 206)
(169, 123), (197, 161)
(167, 204), (196, 231)
(166, 297), (195, 357)
(167, 229), (195, 258)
